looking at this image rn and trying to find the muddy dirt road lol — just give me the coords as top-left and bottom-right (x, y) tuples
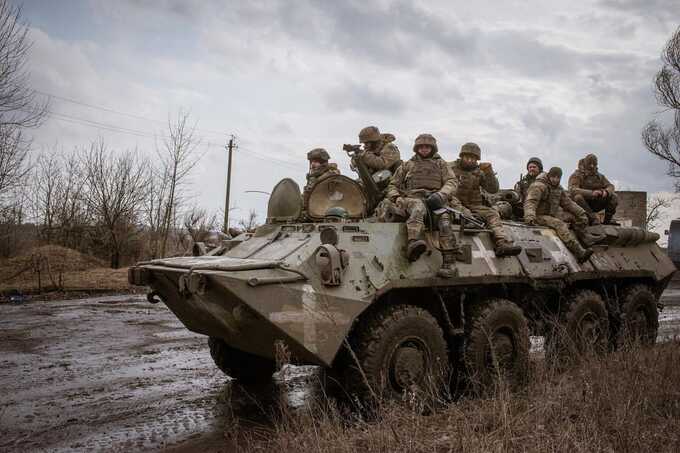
(2, 290), (680, 452)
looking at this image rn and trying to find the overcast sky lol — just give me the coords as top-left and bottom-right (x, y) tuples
(17, 0), (680, 230)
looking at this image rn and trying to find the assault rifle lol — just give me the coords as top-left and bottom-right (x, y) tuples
(343, 144), (381, 213)
(382, 196), (486, 230)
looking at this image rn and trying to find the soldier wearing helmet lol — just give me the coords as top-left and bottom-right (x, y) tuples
(515, 157), (543, 203)
(303, 147), (340, 204)
(355, 125), (402, 173)
(449, 142), (521, 257)
(568, 153), (618, 225)
(512, 157), (544, 219)
(386, 134), (461, 277)
(524, 167), (593, 263)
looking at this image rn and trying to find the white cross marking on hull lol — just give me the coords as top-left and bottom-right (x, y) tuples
(471, 236), (498, 275)
(268, 284), (349, 354)
(546, 234), (581, 272)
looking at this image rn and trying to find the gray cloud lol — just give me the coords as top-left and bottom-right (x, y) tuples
(323, 79), (409, 114)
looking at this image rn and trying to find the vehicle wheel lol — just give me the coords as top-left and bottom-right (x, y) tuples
(545, 290), (609, 364)
(616, 285), (658, 347)
(208, 337), (276, 385)
(343, 304), (449, 403)
(464, 299), (530, 394)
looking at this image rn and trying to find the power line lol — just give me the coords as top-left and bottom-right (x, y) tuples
(34, 88), (234, 138)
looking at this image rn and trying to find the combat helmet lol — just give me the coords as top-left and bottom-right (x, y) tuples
(359, 126), (381, 144)
(307, 148), (330, 162)
(413, 133), (438, 155)
(527, 157), (543, 172)
(460, 142), (481, 160)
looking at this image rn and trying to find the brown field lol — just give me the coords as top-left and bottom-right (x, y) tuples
(231, 342), (680, 453)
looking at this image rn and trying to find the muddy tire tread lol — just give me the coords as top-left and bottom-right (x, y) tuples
(464, 298), (530, 391)
(346, 304), (448, 399)
(208, 337), (275, 385)
(617, 284), (659, 346)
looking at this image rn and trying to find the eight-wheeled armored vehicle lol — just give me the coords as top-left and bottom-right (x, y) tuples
(129, 159), (675, 400)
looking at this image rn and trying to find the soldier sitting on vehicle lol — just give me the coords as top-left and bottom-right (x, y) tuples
(303, 148), (340, 205)
(513, 157), (543, 215)
(524, 167), (593, 263)
(353, 125), (402, 174)
(386, 134), (460, 277)
(568, 153), (618, 225)
(450, 143), (521, 257)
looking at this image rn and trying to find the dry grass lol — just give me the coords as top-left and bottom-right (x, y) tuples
(0, 244), (131, 293)
(230, 342), (680, 453)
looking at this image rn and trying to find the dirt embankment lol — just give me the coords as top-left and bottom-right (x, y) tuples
(0, 244), (131, 296)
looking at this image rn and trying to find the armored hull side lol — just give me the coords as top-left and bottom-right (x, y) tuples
(130, 222), (674, 367)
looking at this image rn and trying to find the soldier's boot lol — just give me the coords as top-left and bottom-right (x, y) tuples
(575, 227), (605, 247)
(588, 212), (601, 225)
(568, 240), (593, 263)
(407, 239), (428, 262)
(494, 240), (522, 257)
(575, 246), (594, 263)
(603, 211), (619, 226)
(437, 250), (459, 278)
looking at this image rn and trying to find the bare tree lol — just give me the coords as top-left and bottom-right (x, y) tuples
(237, 209), (260, 232)
(155, 111), (201, 257)
(643, 26), (680, 188)
(0, 1), (48, 206)
(646, 194), (677, 231)
(82, 139), (149, 268)
(181, 207), (219, 248)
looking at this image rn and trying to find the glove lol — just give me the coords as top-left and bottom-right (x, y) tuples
(426, 192), (447, 211)
(479, 162), (493, 174)
(525, 217), (537, 226)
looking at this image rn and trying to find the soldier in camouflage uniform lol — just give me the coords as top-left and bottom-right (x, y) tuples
(568, 154), (618, 225)
(387, 134), (460, 277)
(524, 167), (593, 263)
(303, 148), (340, 204)
(450, 143), (521, 257)
(515, 157), (543, 203)
(355, 126), (402, 172)
(509, 157), (543, 220)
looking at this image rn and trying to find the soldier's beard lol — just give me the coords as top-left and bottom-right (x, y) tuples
(460, 160), (477, 170)
(308, 164), (327, 177)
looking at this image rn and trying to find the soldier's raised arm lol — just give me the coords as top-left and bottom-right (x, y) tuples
(362, 141), (401, 171)
(479, 164), (500, 194)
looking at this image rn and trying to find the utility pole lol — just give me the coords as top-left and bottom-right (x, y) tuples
(223, 135), (236, 233)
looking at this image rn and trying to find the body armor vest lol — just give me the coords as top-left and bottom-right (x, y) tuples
(406, 158), (443, 191)
(535, 180), (563, 216)
(452, 162), (483, 206)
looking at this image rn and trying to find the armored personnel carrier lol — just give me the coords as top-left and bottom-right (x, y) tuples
(129, 161), (674, 400)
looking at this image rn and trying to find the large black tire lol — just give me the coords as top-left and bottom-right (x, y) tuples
(545, 289), (609, 364)
(464, 299), (530, 394)
(208, 337), (276, 386)
(616, 285), (659, 347)
(343, 304), (449, 403)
